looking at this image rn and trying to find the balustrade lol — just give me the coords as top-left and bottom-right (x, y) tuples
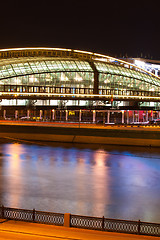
(0, 206), (159, 236)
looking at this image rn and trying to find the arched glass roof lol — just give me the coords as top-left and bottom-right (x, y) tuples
(0, 59), (92, 79)
(0, 47), (160, 89)
(94, 61), (159, 86)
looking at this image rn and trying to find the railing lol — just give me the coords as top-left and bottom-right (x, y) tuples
(0, 206), (160, 236)
(71, 215), (160, 236)
(0, 206), (64, 226)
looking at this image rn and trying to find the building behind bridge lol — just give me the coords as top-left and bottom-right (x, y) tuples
(0, 47), (160, 124)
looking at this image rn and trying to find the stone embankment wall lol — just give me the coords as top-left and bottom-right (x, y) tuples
(0, 124), (160, 147)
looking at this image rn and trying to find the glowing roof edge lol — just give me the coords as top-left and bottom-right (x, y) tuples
(0, 47), (159, 81)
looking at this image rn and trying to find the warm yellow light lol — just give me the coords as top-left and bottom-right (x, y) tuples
(74, 50), (93, 55)
(0, 47), (159, 81)
(0, 47), (72, 52)
(0, 91), (160, 100)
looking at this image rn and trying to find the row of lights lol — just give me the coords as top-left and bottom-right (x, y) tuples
(0, 92), (159, 101)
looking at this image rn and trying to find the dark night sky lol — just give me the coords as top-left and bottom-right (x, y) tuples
(0, 0), (159, 59)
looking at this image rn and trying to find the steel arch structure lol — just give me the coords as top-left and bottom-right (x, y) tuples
(0, 47), (160, 102)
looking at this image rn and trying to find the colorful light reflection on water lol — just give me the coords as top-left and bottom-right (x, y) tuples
(0, 143), (160, 223)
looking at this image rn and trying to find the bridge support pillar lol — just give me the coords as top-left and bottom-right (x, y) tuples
(3, 109), (6, 119)
(146, 111), (148, 122)
(107, 110), (110, 123)
(27, 110), (30, 119)
(79, 110), (82, 122)
(151, 110), (153, 120)
(15, 110), (18, 119)
(66, 110), (68, 121)
(52, 109), (55, 120)
(122, 110), (124, 124)
(133, 110), (134, 123)
(127, 110), (129, 124)
(40, 110), (43, 120)
(93, 110), (96, 123)
(135, 111), (139, 122)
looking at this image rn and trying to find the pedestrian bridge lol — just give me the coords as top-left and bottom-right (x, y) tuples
(0, 47), (160, 103)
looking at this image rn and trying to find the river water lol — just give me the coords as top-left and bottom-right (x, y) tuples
(0, 142), (160, 223)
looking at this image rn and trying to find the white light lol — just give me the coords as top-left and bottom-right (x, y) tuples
(74, 73), (83, 81)
(29, 75), (35, 83)
(134, 60), (145, 68)
(150, 88), (155, 91)
(61, 73), (68, 81)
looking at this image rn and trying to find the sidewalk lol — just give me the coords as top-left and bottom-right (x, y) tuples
(0, 219), (159, 240)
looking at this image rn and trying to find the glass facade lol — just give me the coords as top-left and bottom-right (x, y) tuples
(0, 59), (94, 94)
(0, 72), (94, 88)
(0, 48), (160, 97)
(0, 59), (92, 79)
(96, 62), (160, 92)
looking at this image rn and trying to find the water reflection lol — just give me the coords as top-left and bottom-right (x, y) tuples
(0, 143), (160, 223)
